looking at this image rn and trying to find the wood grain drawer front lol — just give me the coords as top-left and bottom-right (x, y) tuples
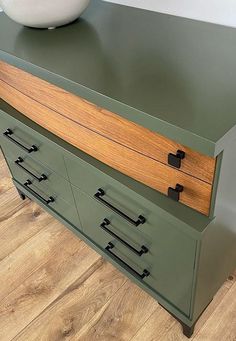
(0, 61), (216, 184)
(7, 157), (75, 206)
(0, 81), (213, 215)
(73, 188), (196, 316)
(65, 151), (212, 216)
(0, 107), (68, 180)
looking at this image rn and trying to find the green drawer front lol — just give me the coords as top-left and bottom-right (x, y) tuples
(0, 110), (68, 179)
(65, 154), (162, 226)
(6, 156), (75, 206)
(14, 179), (81, 230)
(73, 187), (196, 316)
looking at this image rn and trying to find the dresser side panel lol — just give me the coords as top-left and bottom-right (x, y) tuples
(192, 140), (236, 321)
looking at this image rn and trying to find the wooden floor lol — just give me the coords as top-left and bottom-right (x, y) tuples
(0, 152), (235, 341)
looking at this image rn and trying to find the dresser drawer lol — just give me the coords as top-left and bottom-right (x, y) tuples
(73, 188), (196, 316)
(0, 108), (68, 179)
(65, 153), (212, 215)
(6, 155), (75, 205)
(0, 61), (216, 184)
(3, 152), (74, 204)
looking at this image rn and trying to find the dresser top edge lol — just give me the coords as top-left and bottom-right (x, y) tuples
(1, 0), (236, 156)
(0, 52), (225, 158)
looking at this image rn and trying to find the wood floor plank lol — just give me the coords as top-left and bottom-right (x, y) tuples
(0, 187), (28, 224)
(191, 271), (236, 336)
(130, 307), (176, 341)
(192, 282), (236, 341)
(0, 151), (14, 195)
(0, 238), (102, 341)
(0, 151), (25, 219)
(71, 280), (158, 341)
(134, 272), (236, 341)
(0, 201), (53, 262)
(14, 262), (127, 341)
(0, 222), (79, 302)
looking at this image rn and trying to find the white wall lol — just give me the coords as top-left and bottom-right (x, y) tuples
(104, 0), (236, 27)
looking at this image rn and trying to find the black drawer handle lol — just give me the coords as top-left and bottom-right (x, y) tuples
(106, 242), (150, 280)
(168, 184), (184, 202)
(3, 128), (38, 153)
(24, 179), (55, 205)
(15, 157), (47, 182)
(94, 189), (146, 227)
(168, 150), (185, 169)
(101, 219), (148, 257)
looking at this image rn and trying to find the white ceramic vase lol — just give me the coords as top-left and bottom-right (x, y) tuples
(0, 0), (91, 28)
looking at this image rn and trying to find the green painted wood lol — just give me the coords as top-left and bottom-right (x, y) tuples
(7, 159), (81, 229)
(72, 187), (196, 316)
(13, 179), (195, 327)
(208, 153), (223, 219)
(65, 151), (211, 237)
(1, 1), (236, 155)
(191, 138), (236, 321)
(0, 107), (68, 179)
(3, 152), (75, 205)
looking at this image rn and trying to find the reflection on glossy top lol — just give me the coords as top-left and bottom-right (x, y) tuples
(1, 0), (236, 154)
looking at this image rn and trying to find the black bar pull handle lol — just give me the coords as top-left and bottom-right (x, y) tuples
(3, 128), (38, 153)
(24, 179), (55, 205)
(94, 188), (146, 227)
(106, 242), (150, 280)
(101, 219), (148, 256)
(15, 157), (47, 182)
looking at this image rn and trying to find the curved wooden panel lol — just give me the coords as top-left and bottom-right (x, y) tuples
(0, 79), (212, 215)
(0, 61), (216, 184)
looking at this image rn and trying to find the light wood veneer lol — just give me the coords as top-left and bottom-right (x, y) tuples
(0, 77), (212, 215)
(0, 61), (216, 184)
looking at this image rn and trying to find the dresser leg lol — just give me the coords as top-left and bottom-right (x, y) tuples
(159, 302), (196, 338)
(17, 188), (26, 201)
(182, 323), (195, 338)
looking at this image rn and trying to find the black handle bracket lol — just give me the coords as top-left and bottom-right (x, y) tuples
(15, 157), (47, 182)
(94, 188), (146, 227)
(106, 242), (150, 279)
(101, 219), (148, 256)
(168, 150), (185, 169)
(3, 129), (38, 153)
(168, 184), (184, 202)
(24, 179), (54, 205)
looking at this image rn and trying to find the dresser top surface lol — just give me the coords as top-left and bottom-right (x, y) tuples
(1, 0), (236, 156)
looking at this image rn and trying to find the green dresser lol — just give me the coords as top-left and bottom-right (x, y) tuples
(0, 0), (236, 337)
